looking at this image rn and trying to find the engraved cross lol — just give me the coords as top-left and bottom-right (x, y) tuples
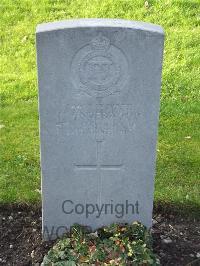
(74, 140), (123, 205)
(75, 141), (123, 171)
(74, 98), (123, 206)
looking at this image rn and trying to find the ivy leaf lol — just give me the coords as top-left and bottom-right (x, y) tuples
(54, 261), (76, 266)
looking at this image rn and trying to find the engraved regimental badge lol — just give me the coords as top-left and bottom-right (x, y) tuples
(71, 33), (129, 98)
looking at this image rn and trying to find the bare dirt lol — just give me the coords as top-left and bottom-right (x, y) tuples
(0, 204), (199, 265)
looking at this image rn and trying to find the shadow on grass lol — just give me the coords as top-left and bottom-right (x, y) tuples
(154, 200), (200, 219)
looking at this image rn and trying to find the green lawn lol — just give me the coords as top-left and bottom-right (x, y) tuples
(0, 0), (199, 215)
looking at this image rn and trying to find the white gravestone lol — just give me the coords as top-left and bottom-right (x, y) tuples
(36, 19), (164, 240)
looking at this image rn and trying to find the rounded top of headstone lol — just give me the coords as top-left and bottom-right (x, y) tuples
(36, 18), (164, 36)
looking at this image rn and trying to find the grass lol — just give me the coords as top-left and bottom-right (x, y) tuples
(0, 0), (200, 215)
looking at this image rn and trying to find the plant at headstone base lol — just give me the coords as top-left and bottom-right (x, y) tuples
(41, 221), (160, 265)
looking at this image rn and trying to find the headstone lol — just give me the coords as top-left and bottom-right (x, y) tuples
(36, 19), (164, 240)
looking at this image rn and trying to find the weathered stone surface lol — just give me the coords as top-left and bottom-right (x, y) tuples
(36, 19), (164, 240)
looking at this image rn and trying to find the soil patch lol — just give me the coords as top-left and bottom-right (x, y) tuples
(0, 204), (199, 265)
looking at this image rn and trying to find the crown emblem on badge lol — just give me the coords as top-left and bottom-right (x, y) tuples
(71, 32), (129, 98)
(91, 33), (110, 51)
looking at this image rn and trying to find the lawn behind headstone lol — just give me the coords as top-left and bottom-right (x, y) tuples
(0, 0), (199, 217)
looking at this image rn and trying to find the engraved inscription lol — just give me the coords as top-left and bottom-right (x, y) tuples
(71, 33), (129, 98)
(57, 104), (139, 136)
